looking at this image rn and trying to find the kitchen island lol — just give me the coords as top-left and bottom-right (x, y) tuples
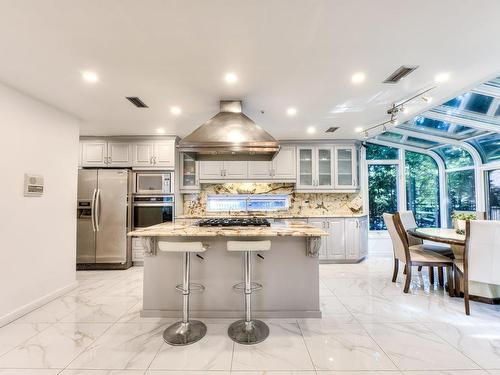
(128, 220), (328, 318)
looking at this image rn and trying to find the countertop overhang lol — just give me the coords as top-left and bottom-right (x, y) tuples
(128, 220), (329, 237)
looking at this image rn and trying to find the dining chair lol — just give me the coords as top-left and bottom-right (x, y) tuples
(398, 210), (453, 286)
(383, 212), (454, 294)
(455, 220), (500, 315)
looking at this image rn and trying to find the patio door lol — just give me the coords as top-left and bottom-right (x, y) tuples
(487, 169), (500, 220)
(368, 164), (399, 230)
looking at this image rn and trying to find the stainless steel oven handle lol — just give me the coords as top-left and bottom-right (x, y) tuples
(95, 189), (101, 231)
(91, 188), (97, 232)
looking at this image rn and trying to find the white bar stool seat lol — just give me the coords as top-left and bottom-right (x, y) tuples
(158, 241), (207, 346)
(227, 240), (270, 345)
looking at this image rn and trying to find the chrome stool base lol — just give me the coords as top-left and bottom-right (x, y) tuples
(228, 319), (269, 345)
(163, 320), (207, 346)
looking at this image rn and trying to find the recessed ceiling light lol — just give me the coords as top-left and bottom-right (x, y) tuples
(156, 128), (166, 134)
(224, 72), (238, 84)
(170, 106), (182, 115)
(351, 72), (366, 84)
(81, 71), (98, 83)
(286, 107), (297, 116)
(307, 126), (316, 134)
(435, 72), (450, 83)
(354, 127), (363, 133)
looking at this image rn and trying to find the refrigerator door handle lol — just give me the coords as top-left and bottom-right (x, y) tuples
(95, 189), (101, 231)
(91, 188), (97, 232)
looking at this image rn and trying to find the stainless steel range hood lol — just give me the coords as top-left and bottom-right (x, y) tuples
(178, 100), (280, 161)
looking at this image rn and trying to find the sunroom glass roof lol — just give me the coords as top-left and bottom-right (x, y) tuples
(398, 116), (487, 140)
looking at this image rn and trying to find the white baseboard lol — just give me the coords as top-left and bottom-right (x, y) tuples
(0, 281), (78, 327)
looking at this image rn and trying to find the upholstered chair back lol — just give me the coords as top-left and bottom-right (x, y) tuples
(466, 220), (500, 285)
(383, 213), (407, 261)
(398, 210), (423, 246)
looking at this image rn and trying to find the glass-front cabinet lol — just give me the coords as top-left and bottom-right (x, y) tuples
(180, 153), (199, 191)
(335, 146), (357, 189)
(296, 146), (334, 190)
(297, 144), (358, 191)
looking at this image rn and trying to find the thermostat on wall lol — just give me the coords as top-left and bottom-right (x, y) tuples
(24, 174), (44, 197)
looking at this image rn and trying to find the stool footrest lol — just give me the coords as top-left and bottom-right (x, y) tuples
(175, 283), (205, 293)
(233, 281), (263, 293)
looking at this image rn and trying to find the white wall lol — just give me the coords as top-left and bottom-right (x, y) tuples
(0, 82), (80, 325)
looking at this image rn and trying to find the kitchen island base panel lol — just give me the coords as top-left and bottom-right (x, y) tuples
(142, 236), (321, 319)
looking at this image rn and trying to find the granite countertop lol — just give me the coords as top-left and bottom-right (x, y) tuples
(176, 213), (367, 219)
(128, 220), (329, 237)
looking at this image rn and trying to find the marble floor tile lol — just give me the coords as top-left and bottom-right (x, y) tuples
(0, 323), (110, 369)
(231, 322), (314, 371)
(299, 320), (396, 371)
(338, 294), (425, 323)
(59, 296), (139, 323)
(68, 323), (165, 370)
(116, 302), (174, 324)
(319, 296), (350, 315)
(322, 277), (386, 296)
(16, 296), (87, 323)
(149, 323), (233, 371)
(424, 322), (500, 369)
(401, 371), (488, 375)
(231, 372), (316, 375)
(363, 322), (479, 371)
(0, 322), (49, 356)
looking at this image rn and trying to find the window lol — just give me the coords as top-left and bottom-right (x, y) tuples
(206, 194), (289, 212)
(464, 93), (494, 114)
(405, 152), (440, 227)
(434, 145), (474, 169)
(467, 133), (500, 164)
(366, 143), (399, 160)
(487, 169), (500, 220)
(443, 95), (465, 109)
(399, 116), (486, 140)
(368, 164), (399, 230)
(446, 170), (476, 226)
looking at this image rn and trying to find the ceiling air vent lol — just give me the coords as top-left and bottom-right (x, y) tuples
(126, 96), (149, 108)
(383, 65), (419, 84)
(325, 127), (339, 133)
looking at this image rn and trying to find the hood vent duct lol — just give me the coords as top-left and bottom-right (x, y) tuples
(178, 100), (280, 161)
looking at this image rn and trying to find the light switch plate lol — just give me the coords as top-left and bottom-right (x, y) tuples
(24, 173), (44, 197)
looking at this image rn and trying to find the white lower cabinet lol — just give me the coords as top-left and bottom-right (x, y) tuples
(309, 216), (368, 262)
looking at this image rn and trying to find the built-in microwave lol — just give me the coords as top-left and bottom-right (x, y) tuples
(134, 172), (173, 194)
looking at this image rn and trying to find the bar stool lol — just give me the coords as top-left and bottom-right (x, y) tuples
(227, 240), (271, 345)
(158, 241), (207, 346)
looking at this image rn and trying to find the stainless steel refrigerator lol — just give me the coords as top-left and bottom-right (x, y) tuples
(77, 169), (132, 269)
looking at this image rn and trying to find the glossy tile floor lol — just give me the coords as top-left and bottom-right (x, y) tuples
(1, 236), (500, 374)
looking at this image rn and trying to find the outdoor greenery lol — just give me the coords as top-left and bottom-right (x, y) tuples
(365, 143), (399, 160)
(405, 151), (440, 227)
(368, 164), (398, 230)
(447, 169), (476, 226)
(435, 145), (474, 169)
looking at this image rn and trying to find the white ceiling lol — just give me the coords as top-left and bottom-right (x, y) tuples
(1, 0), (499, 140)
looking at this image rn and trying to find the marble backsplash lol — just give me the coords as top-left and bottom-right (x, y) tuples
(182, 183), (363, 216)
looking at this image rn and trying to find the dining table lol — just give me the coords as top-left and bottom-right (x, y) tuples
(407, 227), (465, 247)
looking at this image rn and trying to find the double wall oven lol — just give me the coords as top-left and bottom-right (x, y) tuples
(132, 171), (175, 229)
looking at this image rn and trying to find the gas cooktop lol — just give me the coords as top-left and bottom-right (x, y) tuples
(197, 217), (271, 227)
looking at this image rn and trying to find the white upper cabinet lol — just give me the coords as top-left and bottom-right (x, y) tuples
(246, 146), (296, 180)
(248, 161), (272, 179)
(272, 146), (296, 179)
(199, 160), (247, 179)
(153, 141), (175, 168)
(132, 142), (154, 167)
(81, 141), (107, 167)
(199, 160), (225, 179)
(334, 145), (358, 189)
(107, 142), (132, 166)
(224, 161), (248, 178)
(296, 146), (334, 190)
(132, 140), (175, 168)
